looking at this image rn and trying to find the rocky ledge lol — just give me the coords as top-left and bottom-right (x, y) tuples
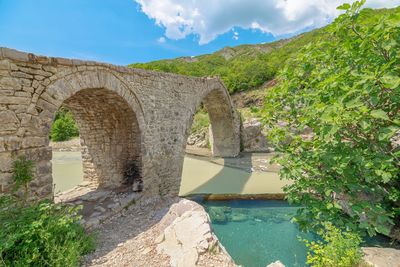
(83, 196), (236, 267)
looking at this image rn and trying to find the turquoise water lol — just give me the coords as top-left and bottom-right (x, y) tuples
(200, 199), (396, 267)
(201, 200), (315, 267)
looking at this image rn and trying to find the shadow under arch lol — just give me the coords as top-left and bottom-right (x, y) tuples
(40, 70), (146, 195)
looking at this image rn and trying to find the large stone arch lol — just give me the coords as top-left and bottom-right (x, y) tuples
(37, 70), (146, 196)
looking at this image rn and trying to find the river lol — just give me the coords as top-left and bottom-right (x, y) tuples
(52, 151), (287, 195)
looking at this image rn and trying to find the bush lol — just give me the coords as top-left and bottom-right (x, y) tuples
(303, 223), (363, 267)
(0, 200), (95, 267)
(0, 157), (95, 266)
(50, 108), (79, 141)
(262, 1), (400, 236)
(11, 156), (34, 195)
(191, 110), (210, 134)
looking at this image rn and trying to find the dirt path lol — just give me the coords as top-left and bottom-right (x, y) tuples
(83, 196), (236, 267)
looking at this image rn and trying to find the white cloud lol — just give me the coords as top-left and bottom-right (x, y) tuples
(157, 36), (166, 43)
(135, 0), (400, 44)
(233, 30), (239, 40)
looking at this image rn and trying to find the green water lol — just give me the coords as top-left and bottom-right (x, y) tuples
(53, 151), (287, 195)
(52, 151), (84, 193)
(200, 199), (395, 267)
(201, 200), (314, 267)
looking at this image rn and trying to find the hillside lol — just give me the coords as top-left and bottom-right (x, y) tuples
(130, 30), (323, 94)
(129, 7), (398, 94)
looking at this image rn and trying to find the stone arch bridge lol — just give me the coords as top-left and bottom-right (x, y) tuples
(0, 48), (240, 199)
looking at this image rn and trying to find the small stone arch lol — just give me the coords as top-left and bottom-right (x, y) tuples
(186, 80), (240, 157)
(39, 70), (146, 194)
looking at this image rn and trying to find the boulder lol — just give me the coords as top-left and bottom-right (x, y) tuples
(362, 247), (400, 267)
(187, 128), (209, 148)
(157, 199), (235, 267)
(230, 212), (248, 222)
(208, 206), (228, 223)
(241, 118), (273, 152)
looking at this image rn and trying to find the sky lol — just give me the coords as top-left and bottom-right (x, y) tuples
(0, 0), (399, 65)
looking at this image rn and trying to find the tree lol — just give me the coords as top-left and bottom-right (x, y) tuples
(50, 108), (79, 141)
(262, 1), (400, 237)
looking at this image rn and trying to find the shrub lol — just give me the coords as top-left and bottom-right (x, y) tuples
(11, 156), (34, 194)
(0, 158), (95, 266)
(303, 223), (363, 267)
(262, 1), (400, 236)
(191, 110), (210, 134)
(50, 108), (79, 141)
(0, 200), (95, 267)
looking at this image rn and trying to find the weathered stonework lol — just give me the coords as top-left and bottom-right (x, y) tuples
(0, 47), (240, 199)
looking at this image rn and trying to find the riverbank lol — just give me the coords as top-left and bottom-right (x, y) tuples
(50, 137), (81, 152)
(50, 141), (400, 267)
(82, 196), (236, 267)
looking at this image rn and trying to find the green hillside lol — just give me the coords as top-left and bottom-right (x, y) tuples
(129, 7), (398, 94)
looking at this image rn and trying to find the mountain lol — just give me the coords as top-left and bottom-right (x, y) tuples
(129, 7), (399, 94)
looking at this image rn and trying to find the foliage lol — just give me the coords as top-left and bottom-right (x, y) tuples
(191, 109), (210, 134)
(50, 108), (79, 141)
(129, 7), (396, 94)
(11, 156), (34, 193)
(303, 222), (363, 267)
(129, 30), (321, 94)
(0, 159), (95, 266)
(262, 1), (400, 236)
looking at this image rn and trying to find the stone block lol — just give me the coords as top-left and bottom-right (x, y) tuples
(0, 152), (13, 172)
(1, 48), (29, 62)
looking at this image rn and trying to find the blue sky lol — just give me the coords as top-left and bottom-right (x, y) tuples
(0, 0), (398, 65)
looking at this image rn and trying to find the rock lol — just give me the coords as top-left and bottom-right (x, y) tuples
(157, 199), (235, 267)
(119, 193), (137, 208)
(157, 210), (215, 267)
(85, 217), (100, 228)
(80, 190), (110, 201)
(154, 233), (165, 244)
(241, 118), (273, 152)
(0, 110), (19, 134)
(362, 247), (400, 267)
(230, 212), (248, 222)
(208, 206), (227, 223)
(266, 260), (285, 267)
(141, 247), (152, 255)
(107, 202), (120, 210)
(94, 206), (106, 213)
(252, 208), (274, 222)
(187, 128), (210, 148)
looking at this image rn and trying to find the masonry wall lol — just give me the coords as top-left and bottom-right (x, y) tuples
(0, 48), (240, 199)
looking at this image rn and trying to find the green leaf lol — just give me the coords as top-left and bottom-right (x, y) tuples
(370, 110), (390, 121)
(381, 74), (400, 89)
(378, 126), (399, 141)
(345, 98), (363, 109)
(337, 3), (351, 10)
